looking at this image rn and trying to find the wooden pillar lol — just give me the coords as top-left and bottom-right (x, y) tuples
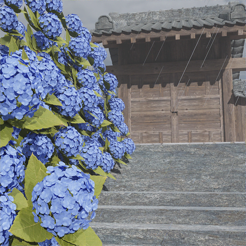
(234, 97), (246, 142)
(221, 69), (236, 142)
(171, 73), (179, 143)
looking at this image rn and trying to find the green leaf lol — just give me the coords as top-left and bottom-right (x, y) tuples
(125, 153), (132, 159)
(25, 154), (48, 204)
(126, 132), (130, 137)
(72, 67), (77, 87)
(44, 94), (63, 106)
(22, 48), (29, 60)
(87, 56), (94, 66)
(115, 158), (127, 165)
(27, 24), (33, 37)
(31, 35), (38, 51)
(9, 188), (28, 210)
(48, 154), (60, 166)
(11, 237), (38, 246)
(4, 2), (22, 13)
(9, 36), (19, 55)
(66, 29), (71, 43)
(72, 154), (85, 161)
(105, 137), (110, 150)
(25, 30), (33, 50)
(8, 106), (67, 130)
(62, 227), (102, 246)
(26, 6), (39, 29)
(94, 167), (116, 180)
(70, 114), (86, 124)
(100, 120), (112, 127)
(9, 207), (53, 242)
(0, 34), (11, 46)
(55, 237), (75, 246)
(90, 175), (107, 199)
(111, 125), (121, 133)
(90, 42), (99, 48)
(93, 90), (102, 97)
(0, 121), (13, 147)
(37, 56), (43, 61)
(78, 57), (91, 67)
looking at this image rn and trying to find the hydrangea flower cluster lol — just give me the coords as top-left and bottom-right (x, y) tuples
(21, 133), (54, 165)
(108, 97), (125, 111)
(80, 143), (102, 170)
(39, 13), (63, 39)
(55, 84), (82, 118)
(109, 140), (125, 159)
(0, 6), (18, 32)
(39, 237), (59, 246)
(77, 69), (97, 89)
(118, 122), (129, 136)
(25, 0), (46, 15)
(0, 142), (25, 195)
(103, 73), (118, 91)
(65, 14), (83, 35)
(108, 110), (124, 128)
(84, 107), (105, 128)
(77, 122), (96, 132)
(5, 0), (23, 8)
(100, 152), (115, 173)
(54, 126), (84, 157)
(12, 127), (21, 139)
(79, 87), (99, 110)
(32, 163), (98, 237)
(69, 37), (91, 58)
(34, 31), (54, 51)
(79, 27), (92, 42)
(15, 21), (26, 40)
(46, 0), (63, 13)
(103, 128), (120, 142)
(123, 138), (135, 155)
(0, 194), (16, 246)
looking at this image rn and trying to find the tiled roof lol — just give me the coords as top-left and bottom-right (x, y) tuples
(91, 2), (246, 36)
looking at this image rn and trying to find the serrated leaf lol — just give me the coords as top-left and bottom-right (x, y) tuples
(25, 154), (48, 204)
(101, 120), (112, 127)
(22, 48), (29, 60)
(111, 125), (121, 133)
(94, 167), (116, 180)
(93, 90), (102, 97)
(27, 24), (33, 37)
(90, 175), (107, 199)
(9, 206), (53, 242)
(9, 36), (19, 55)
(44, 94), (62, 106)
(0, 121), (13, 147)
(78, 57), (91, 66)
(9, 188), (28, 210)
(70, 114), (86, 124)
(87, 56), (94, 66)
(11, 237), (38, 246)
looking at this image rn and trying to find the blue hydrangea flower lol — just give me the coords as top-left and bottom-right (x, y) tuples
(46, 0), (63, 13)
(39, 13), (62, 39)
(118, 122), (129, 136)
(12, 127), (21, 139)
(0, 194), (16, 246)
(84, 107), (105, 128)
(122, 138), (135, 155)
(39, 237), (59, 246)
(109, 140), (125, 159)
(25, 0), (46, 15)
(0, 45), (9, 55)
(77, 122), (96, 132)
(79, 27), (92, 42)
(0, 6), (18, 32)
(65, 14), (83, 35)
(79, 87), (99, 110)
(55, 83), (82, 118)
(32, 162), (98, 237)
(15, 21), (26, 40)
(100, 152), (115, 173)
(20, 133), (54, 165)
(54, 126), (84, 157)
(0, 143), (25, 195)
(103, 128), (120, 142)
(108, 110), (124, 128)
(69, 37), (91, 59)
(108, 97), (125, 111)
(103, 73), (118, 91)
(5, 0), (22, 8)
(80, 142), (103, 170)
(77, 69), (97, 89)
(34, 31), (54, 51)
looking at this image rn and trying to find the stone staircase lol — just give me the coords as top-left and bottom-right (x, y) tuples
(91, 142), (246, 246)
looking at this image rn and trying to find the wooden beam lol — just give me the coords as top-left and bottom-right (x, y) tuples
(175, 34), (180, 40)
(116, 39), (122, 44)
(102, 39), (108, 46)
(145, 36), (151, 42)
(190, 33), (196, 39)
(130, 37), (136, 43)
(106, 58), (246, 75)
(206, 32), (211, 38)
(221, 69), (236, 142)
(222, 31), (227, 37)
(238, 29), (244, 35)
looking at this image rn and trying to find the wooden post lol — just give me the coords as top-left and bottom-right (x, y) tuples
(221, 69), (236, 142)
(234, 97), (246, 142)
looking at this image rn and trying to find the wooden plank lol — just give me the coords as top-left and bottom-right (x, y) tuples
(221, 69), (235, 142)
(128, 76), (131, 134)
(142, 132), (160, 143)
(222, 31), (227, 37)
(131, 122), (171, 132)
(188, 131), (192, 143)
(171, 113), (179, 143)
(159, 132), (163, 144)
(175, 34), (180, 40)
(235, 97), (246, 141)
(218, 77), (224, 142)
(190, 33), (196, 39)
(170, 74), (178, 112)
(131, 100), (170, 112)
(106, 58), (246, 75)
(206, 32), (211, 38)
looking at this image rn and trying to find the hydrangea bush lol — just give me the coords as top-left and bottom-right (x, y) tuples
(0, 0), (135, 245)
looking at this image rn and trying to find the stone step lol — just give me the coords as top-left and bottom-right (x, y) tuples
(91, 222), (246, 246)
(98, 191), (245, 207)
(94, 205), (245, 226)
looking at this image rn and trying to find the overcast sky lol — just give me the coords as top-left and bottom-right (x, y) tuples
(1, 0), (245, 77)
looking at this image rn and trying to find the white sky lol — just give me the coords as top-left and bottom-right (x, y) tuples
(1, 0), (245, 77)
